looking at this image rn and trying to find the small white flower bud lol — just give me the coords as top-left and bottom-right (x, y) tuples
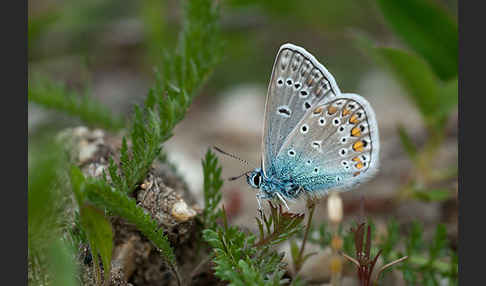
(327, 192), (343, 224)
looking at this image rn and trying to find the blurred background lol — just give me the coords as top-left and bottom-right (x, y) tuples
(28, 0), (458, 281)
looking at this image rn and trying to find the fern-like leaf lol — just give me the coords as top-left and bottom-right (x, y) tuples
(28, 76), (125, 131)
(202, 149), (223, 229)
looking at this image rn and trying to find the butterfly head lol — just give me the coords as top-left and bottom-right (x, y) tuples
(246, 168), (264, 189)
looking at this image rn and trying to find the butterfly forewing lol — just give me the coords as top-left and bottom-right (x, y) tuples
(262, 44), (341, 176)
(275, 93), (380, 197)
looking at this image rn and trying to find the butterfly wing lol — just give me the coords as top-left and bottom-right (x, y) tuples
(262, 43), (341, 177)
(274, 93), (380, 198)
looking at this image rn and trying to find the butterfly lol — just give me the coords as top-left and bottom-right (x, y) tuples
(222, 43), (380, 210)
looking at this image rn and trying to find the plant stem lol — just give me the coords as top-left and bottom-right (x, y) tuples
(190, 253), (214, 278)
(295, 201), (316, 273)
(168, 262), (183, 286)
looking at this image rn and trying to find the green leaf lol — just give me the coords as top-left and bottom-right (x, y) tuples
(103, 0), (222, 197)
(70, 165), (86, 204)
(437, 77), (458, 119)
(397, 125), (418, 160)
(83, 179), (176, 265)
(375, 47), (446, 130)
(47, 238), (78, 286)
(80, 204), (114, 285)
(28, 75), (125, 131)
(412, 189), (451, 202)
(202, 149), (224, 229)
(429, 224), (447, 261)
(290, 239), (300, 264)
(406, 222), (424, 255)
(28, 138), (68, 259)
(376, 0), (457, 80)
(203, 208), (289, 285)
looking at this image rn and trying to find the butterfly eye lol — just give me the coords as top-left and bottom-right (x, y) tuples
(253, 173), (261, 187)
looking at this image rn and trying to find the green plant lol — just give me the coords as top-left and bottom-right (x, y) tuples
(70, 168), (179, 285)
(30, 0), (222, 284)
(28, 139), (77, 286)
(385, 222), (458, 285)
(355, 0), (458, 202)
(201, 149), (224, 230)
(28, 75), (125, 131)
(291, 201), (317, 274)
(74, 0), (221, 283)
(341, 222), (407, 286)
(203, 204), (304, 286)
(201, 149), (305, 285)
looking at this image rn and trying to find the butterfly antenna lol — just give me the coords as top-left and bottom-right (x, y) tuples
(213, 146), (249, 166)
(213, 146), (253, 181)
(228, 171), (251, 181)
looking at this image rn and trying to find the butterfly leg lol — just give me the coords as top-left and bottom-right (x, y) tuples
(275, 192), (290, 211)
(256, 193), (264, 219)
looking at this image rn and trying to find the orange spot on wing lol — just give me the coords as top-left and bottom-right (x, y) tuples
(349, 114), (359, 124)
(313, 106), (324, 114)
(353, 141), (364, 152)
(352, 157), (361, 162)
(342, 108), (350, 116)
(328, 106), (338, 115)
(355, 162), (364, 169)
(353, 172), (361, 177)
(351, 127), (361, 137)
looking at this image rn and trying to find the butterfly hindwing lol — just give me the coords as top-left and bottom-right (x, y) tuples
(262, 43), (341, 177)
(274, 93), (380, 198)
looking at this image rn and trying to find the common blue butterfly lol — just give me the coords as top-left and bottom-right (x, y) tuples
(230, 43), (380, 210)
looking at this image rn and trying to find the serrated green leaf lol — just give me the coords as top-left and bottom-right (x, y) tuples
(202, 149), (224, 229)
(376, 0), (457, 80)
(80, 204), (113, 285)
(28, 75), (125, 131)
